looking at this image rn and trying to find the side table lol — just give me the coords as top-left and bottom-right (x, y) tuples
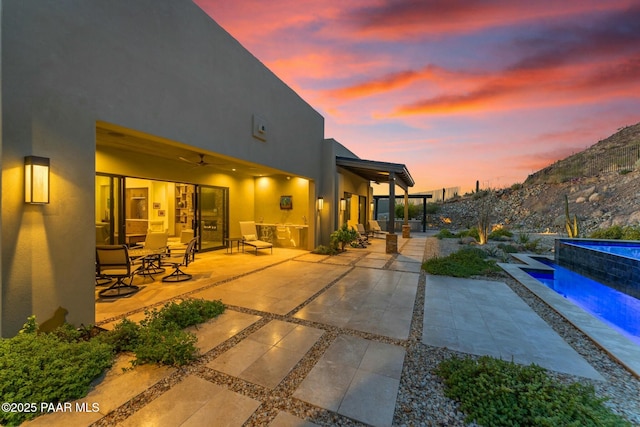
(225, 237), (243, 254)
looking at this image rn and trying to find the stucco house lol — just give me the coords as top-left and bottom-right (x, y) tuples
(0, 0), (413, 336)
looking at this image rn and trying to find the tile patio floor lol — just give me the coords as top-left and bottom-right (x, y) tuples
(24, 232), (624, 426)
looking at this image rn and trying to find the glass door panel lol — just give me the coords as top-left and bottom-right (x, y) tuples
(197, 185), (228, 251)
(95, 174), (121, 245)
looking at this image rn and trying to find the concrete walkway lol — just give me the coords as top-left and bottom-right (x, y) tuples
(25, 234), (612, 426)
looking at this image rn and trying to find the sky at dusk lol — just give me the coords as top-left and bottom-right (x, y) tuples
(195, 0), (640, 194)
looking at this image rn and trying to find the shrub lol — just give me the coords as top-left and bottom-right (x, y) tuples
(97, 318), (141, 352)
(517, 233), (531, 244)
(458, 227), (480, 240)
(590, 225), (623, 239)
(311, 245), (338, 255)
(435, 228), (456, 239)
(497, 243), (518, 253)
(330, 224), (358, 251)
(590, 225), (640, 240)
(424, 203), (440, 215)
(0, 326), (113, 425)
(436, 355), (631, 426)
(488, 228), (513, 240)
(143, 298), (225, 330)
(423, 247), (501, 277)
(133, 326), (198, 366)
(100, 299), (225, 367)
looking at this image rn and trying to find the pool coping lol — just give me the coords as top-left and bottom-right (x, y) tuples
(500, 254), (640, 379)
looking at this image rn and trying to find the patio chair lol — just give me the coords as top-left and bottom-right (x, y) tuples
(239, 221), (273, 254)
(355, 224), (371, 246)
(369, 220), (388, 239)
(96, 245), (140, 297)
(162, 238), (198, 282)
(136, 231), (169, 276)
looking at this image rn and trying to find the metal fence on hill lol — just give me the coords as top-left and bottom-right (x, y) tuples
(585, 144), (640, 176)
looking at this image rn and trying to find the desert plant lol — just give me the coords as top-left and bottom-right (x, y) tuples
(476, 192), (496, 244)
(436, 355), (631, 426)
(590, 225), (640, 240)
(488, 227), (513, 240)
(330, 223), (358, 251)
(564, 194), (580, 238)
(311, 245), (339, 255)
(422, 247), (501, 277)
(1, 321), (114, 425)
(435, 228), (456, 239)
(497, 243), (518, 253)
(517, 232), (531, 244)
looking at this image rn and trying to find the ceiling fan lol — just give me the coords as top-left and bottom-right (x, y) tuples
(179, 153), (213, 167)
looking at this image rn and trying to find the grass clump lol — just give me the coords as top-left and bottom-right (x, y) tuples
(0, 322), (113, 425)
(436, 355), (630, 426)
(422, 247), (501, 277)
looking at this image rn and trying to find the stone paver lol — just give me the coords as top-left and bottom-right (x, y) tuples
(191, 261), (350, 315)
(189, 310), (262, 353)
(293, 335), (405, 427)
(422, 274), (604, 380)
(208, 320), (324, 388)
(295, 268), (419, 339)
(120, 375), (261, 427)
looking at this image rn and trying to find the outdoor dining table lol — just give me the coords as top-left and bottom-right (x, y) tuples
(128, 247), (167, 277)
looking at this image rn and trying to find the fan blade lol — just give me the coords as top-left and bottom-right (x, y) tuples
(179, 156), (196, 164)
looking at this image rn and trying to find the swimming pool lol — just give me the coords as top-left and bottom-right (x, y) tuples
(555, 239), (640, 299)
(526, 258), (640, 347)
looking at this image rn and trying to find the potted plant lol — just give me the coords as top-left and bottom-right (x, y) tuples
(330, 224), (358, 251)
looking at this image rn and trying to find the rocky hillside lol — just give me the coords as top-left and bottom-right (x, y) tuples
(436, 122), (640, 235)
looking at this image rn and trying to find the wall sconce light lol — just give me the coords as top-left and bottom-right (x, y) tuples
(317, 197), (324, 211)
(24, 156), (50, 204)
(370, 201), (375, 212)
(340, 198), (346, 211)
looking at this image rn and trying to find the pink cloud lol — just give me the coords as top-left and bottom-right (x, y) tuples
(350, 0), (636, 40)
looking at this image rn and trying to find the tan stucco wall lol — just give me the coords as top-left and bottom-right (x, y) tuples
(1, 0), (325, 336)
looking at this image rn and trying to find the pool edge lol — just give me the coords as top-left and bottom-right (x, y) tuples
(500, 257), (640, 379)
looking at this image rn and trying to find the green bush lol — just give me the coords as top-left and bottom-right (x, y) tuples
(590, 225), (640, 240)
(488, 228), (513, 240)
(330, 224), (358, 251)
(311, 245), (339, 255)
(143, 298), (225, 330)
(0, 327), (113, 425)
(497, 243), (518, 253)
(436, 355), (631, 426)
(102, 298), (225, 367)
(424, 203), (440, 215)
(423, 247), (501, 277)
(458, 227), (480, 240)
(97, 318), (141, 352)
(435, 228), (456, 239)
(133, 326), (198, 367)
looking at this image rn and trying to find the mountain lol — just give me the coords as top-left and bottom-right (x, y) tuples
(438, 122), (640, 235)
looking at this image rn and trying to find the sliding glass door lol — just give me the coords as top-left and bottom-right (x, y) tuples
(196, 185), (228, 252)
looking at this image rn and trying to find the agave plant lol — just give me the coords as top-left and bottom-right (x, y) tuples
(564, 195), (580, 238)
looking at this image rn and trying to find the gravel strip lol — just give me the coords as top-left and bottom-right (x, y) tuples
(94, 237), (640, 426)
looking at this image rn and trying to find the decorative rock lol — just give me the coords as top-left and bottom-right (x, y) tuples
(588, 192), (601, 202)
(576, 196), (587, 203)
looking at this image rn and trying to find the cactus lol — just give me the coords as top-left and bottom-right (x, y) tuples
(564, 195), (580, 238)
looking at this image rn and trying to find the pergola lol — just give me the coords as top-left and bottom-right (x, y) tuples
(336, 156), (415, 233)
